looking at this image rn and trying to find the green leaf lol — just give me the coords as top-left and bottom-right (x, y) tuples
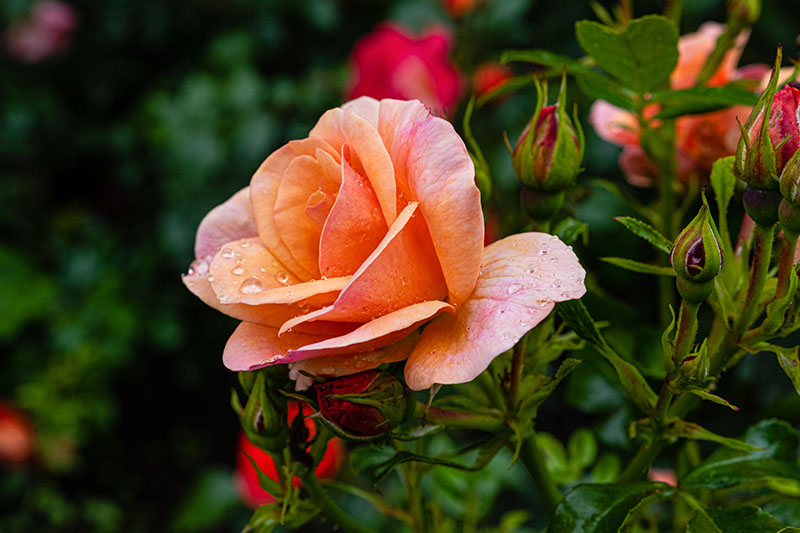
(744, 343), (800, 398)
(683, 386), (739, 411)
(242, 450), (283, 496)
(349, 444), (395, 474)
(683, 419), (800, 491)
(665, 418), (759, 451)
(688, 505), (787, 533)
(554, 216), (590, 246)
(547, 482), (668, 532)
(557, 300), (658, 414)
(600, 257), (677, 276)
(568, 429), (598, 469)
(710, 156), (737, 254)
(500, 49), (634, 109)
(613, 216), (673, 254)
(575, 15), (679, 94)
(590, 454), (622, 484)
(518, 358), (582, 421)
(651, 85), (759, 119)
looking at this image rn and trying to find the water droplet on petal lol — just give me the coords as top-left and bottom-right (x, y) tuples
(275, 271), (290, 285)
(188, 259), (209, 275)
(354, 360), (366, 369)
(322, 366), (335, 374)
(240, 277), (264, 294)
(207, 275), (215, 282)
(232, 266), (245, 276)
(507, 284), (522, 295)
(241, 241), (250, 248)
(221, 248), (235, 259)
(527, 263), (537, 273)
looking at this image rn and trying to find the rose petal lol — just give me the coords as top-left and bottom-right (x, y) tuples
(284, 300), (452, 361)
(672, 22), (749, 90)
(343, 96), (380, 127)
(309, 107), (397, 225)
(319, 152), (388, 277)
(404, 116), (483, 305)
(404, 233), (586, 390)
(281, 202), (447, 327)
(273, 154), (340, 277)
(588, 100), (640, 147)
(223, 322), (330, 371)
(194, 187), (258, 262)
(250, 138), (339, 280)
(377, 99), (431, 196)
(183, 273), (299, 328)
(289, 334), (420, 391)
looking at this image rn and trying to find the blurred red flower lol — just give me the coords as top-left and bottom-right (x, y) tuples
(472, 62), (513, 98)
(234, 402), (344, 508)
(4, 0), (77, 63)
(0, 402), (35, 464)
(441, 0), (478, 17)
(347, 24), (463, 115)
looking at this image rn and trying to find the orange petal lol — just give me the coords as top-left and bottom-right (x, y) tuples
(284, 300), (451, 361)
(283, 202), (448, 327)
(208, 237), (348, 309)
(182, 273), (299, 328)
(289, 334), (419, 391)
(404, 233), (586, 390)
(223, 321), (330, 371)
(273, 155), (340, 277)
(319, 153), (388, 277)
(588, 100), (640, 147)
(672, 22), (749, 89)
(250, 138), (339, 280)
(194, 187), (258, 262)
(309, 107), (397, 225)
(343, 96), (380, 127)
(404, 116), (483, 305)
(377, 99), (430, 196)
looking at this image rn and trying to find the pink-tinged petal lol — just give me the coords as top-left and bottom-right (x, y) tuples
(377, 99), (431, 196)
(283, 202), (448, 327)
(619, 145), (658, 187)
(285, 300), (452, 361)
(404, 233), (586, 390)
(209, 237), (301, 304)
(289, 334), (419, 391)
(273, 155), (340, 277)
(223, 322), (330, 371)
(250, 138), (339, 280)
(589, 101), (640, 147)
(404, 116), (483, 305)
(672, 22), (748, 90)
(182, 273), (299, 328)
(342, 96), (380, 127)
(319, 153), (388, 277)
(309, 107), (397, 225)
(194, 187), (258, 262)
(229, 277), (350, 307)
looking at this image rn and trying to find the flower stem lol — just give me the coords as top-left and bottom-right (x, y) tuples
(673, 300), (700, 366)
(735, 223), (775, 333)
(519, 433), (561, 517)
(775, 230), (798, 300)
(508, 336), (527, 411)
(298, 468), (372, 533)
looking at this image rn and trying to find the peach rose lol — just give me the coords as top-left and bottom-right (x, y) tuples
(590, 22), (767, 185)
(183, 97), (586, 390)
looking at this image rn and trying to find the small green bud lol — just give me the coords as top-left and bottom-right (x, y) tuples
(727, 0), (761, 27)
(315, 370), (413, 441)
(512, 73), (584, 192)
(679, 343), (710, 383)
(241, 372), (285, 452)
(743, 185), (781, 226)
(670, 197), (724, 284)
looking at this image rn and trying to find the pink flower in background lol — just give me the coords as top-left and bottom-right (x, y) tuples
(4, 0), (77, 63)
(183, 97), (585, 391)
(347, 25), (464, 115)
(473, 62), (513, 98)
(590, 22), (766, 186)
(649, 468), (677, 486)
(0, 402), (35, 464)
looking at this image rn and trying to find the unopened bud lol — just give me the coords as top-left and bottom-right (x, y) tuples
(671, 196), (723, 290)
(727, 0), (761, 27)
(241, 372), (285, 452)
(315, 371), (412, 440)
(512, 73), (584, 192)
(771, 84), (800, 178)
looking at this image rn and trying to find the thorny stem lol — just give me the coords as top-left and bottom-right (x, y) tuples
(736, 223), (776, 333)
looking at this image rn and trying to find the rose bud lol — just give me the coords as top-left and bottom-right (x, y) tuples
(235, 402), (344, 508)
(670, 195), (723, 302)
(778, 150), (800, 235)
(315, 370), (413, 440)
(727, 0), (761, 28)
(513, 73), (584, 193)
(240, 371), (285, 453)
(472, 62), (513, 99)
(735, 49), (782, 189)
(771, 84), (800, 179)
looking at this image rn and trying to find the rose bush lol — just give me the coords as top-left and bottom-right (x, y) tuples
(183, 97), (585, 390)
(589, 22), (766, 185)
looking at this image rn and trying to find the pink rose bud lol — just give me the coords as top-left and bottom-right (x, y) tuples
(770, 84), (800, 177)
(315, 370), (412, 440)
(512, 74), (584, 192)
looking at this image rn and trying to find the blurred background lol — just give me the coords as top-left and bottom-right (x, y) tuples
(2, 0), (800, 531)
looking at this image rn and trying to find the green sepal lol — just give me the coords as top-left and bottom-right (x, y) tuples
(613, 216), (673, 254)
(664, 417), (761, 452)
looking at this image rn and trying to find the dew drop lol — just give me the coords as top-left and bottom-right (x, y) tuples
(322, 366), (335, 374)
(241, 241), (250, 248)
(232, 266), (245, 276)
(259, 267), (267, 273)
(550, 257), (558, 263)
(275, 271), (290, 284)
(507, 284), (522, 295)
(354, 360), (367, 369)
(240, 277), (264, 294)
(221, 248), (235, 259)
(553, 280), (562, 288)
(499, 308), (507, 314)
(527, 263), (537, 273)
(207, 275), (215, 282)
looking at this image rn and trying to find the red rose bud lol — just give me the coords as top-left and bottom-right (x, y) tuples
(473, 62), (513, 99)
(670, 195), (723, 298)
(735, 49), (782, 189)
(770, 84), (800, 177)
(235, 402), (344, 508)
(513, 73), (584, 192)
(315, 371), (412, 440)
